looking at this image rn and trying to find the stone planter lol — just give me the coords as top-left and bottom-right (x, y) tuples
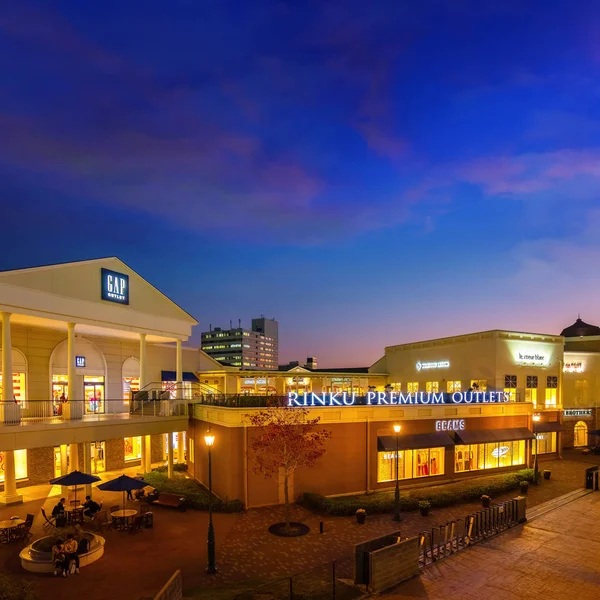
(519, 482), (529, 495)
(543, 470), (551, 480)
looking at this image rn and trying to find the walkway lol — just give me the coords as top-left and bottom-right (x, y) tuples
(382, 491), (600, 600)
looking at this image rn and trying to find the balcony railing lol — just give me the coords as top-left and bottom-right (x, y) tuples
(0, 398), (188, 426)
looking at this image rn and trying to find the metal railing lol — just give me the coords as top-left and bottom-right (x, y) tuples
(0, 398), (188, 426)
(418, 498), (520, 567)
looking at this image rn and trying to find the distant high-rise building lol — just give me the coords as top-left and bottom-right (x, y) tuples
(201, 317), (279, 369)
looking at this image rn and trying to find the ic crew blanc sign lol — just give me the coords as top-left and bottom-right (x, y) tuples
(287, 391), (510, 407)
(101, 268), (129, 305)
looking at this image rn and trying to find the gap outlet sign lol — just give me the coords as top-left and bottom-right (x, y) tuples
(101, 268), (129, 305)
(287, 391), (510, 407)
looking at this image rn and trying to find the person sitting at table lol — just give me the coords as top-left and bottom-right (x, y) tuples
(52, 539), (67, 577)
(82, 495), (100, 519)
(52, 498), (66, 518)
(63, 533), (79, 575)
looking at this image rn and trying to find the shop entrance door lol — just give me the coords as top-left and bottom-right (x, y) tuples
(84, 377), (105, 414)
(52, 375), (69, 416)
(91, 442), (106, 473)
(53, 446), (71, 478)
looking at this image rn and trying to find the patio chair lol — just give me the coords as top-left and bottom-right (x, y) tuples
(128, 516), (143, 535)
(10, 522), (30, 543)
(70, 508), (84, 525)
(95, 510), (113, 533)
(41, 508), (56, 530)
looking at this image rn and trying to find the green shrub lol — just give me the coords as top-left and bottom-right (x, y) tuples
(298, 469), (531, 516)
(153, 463), (189, 473)
(142, 471), (243, 512)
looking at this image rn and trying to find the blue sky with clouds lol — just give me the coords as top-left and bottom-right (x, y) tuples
(2, 0), (600, 365)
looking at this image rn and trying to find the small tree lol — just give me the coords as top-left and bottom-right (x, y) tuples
(248, 404), (332, 533)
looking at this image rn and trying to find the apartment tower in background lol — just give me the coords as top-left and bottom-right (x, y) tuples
(201, 316), (279, 369)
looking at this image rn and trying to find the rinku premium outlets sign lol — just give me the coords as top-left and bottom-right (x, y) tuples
(287, 391), (510, 407)
(101, 268), (129, 305)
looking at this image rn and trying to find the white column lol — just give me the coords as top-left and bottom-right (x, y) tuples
(1, 312), (13, 401)
(0, 450), (23, 505)
(167, 433), (174, 479)
(70, 442), (79, 471)
(67, 323), (75, 400)
(144, 435), (152, 472)
(176, 339), (183, 399)
(60, 444), (69, 498)
(177, 432), (185, 463)
(83, 443), (92, 497)
(139, 333), (147, 389)
(141, 437), (147, 473)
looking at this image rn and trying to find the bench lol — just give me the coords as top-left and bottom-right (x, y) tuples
(149, 492), (186, 512)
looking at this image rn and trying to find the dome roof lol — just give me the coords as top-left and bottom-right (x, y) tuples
(560, 317), (600, 338)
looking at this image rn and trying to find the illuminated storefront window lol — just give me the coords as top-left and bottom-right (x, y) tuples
(447, 381), (461, 393)
(525, 376), (538, 406)
(91, 442), (106, 473)
(574, 421), (588, 447)
(532, 433), (556, 455)
(504, 375), (517, 402)
(0, 373), (27, 406)
(471, 380), (487, 391)
(407, 382), (419, 393)
(545, 376), (558, 408)
(0, 449), (27, 481)
(124, 437), (142, 461)
(377, 447), (444, 483)
(455, 440), (525, 472)
(164, 432), (186, 456)
(426, 381), (439, 393)
(84, 376), (105, 414)
(162, 381), (193, 399)
(574, 380), (589, 405)
(123, 378), (140, 401)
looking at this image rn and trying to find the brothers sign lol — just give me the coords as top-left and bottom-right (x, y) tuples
(287, 391), (510, 407)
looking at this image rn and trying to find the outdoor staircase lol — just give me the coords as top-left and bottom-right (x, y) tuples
(525, 488), (592, 522)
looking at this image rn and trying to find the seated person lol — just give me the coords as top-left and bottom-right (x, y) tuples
(135, 485), (157, 501)
(52, 539), (67, 577)
(82, 495), (100, 519)
(77, 536), (90, 556)
(63, 534), (79, 575)
(52, 497), (66, 518)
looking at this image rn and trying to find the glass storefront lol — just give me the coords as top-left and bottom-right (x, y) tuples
(162, 381), (193, 399)
(91, 441), (106, 473)
(532, 432), (557, 454)
(574, 421), (588, 447)
(84, 376), (105, 413)
(53, 446), (71, 478)
(52, 375), (69, 415)
(124, 436), (142, 461)
(164, 432), (186, 457)
(0, 372), (27, 405)
(123, 377), (140, 401)
(455, 440), (526, 472)
(0, 449), (27, 481)
(377, 447), (445, 483)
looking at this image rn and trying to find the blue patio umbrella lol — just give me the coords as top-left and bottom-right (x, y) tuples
(97, 474), (147, 509)
(50, 470), (101, 504)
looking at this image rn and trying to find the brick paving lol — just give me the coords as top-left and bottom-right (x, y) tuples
(382, 491), (600, 600)
(0, 451), (597, 599)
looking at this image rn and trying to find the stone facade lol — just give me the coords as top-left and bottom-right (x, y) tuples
(106, 439), (126, 471)
(151, 433), (165, 464)
(26, 446), (55, 486)
(562, 408), (597, 449)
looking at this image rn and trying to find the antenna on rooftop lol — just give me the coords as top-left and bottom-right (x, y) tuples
(230, 320), (233, 329)
(239, 318), (241, 328)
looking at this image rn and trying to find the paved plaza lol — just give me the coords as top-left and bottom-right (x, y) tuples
(383, 490), (600, 600)
(0, 452), (597, 599)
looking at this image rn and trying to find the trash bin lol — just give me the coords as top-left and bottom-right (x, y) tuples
(143, 512), (154, 529)
(585, 466), (599, 490)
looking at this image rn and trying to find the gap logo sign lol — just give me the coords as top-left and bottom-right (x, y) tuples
(101, 268), (129, 305)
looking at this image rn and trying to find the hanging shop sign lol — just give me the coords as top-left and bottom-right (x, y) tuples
(101, 268), (129, 305)
(563, 408), (592, 418)
(435, 419), (465, 431)
(416, 360), (450, 371)
(287, 391), (510, 407)
(516, 351), (547, 366)
(75, 356), (86, 368)
(563, 362), (583, 373)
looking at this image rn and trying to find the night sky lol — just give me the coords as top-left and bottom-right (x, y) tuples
(1, 1), (599, 366)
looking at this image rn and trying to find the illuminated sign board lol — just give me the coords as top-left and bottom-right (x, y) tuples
(563, 362), (583, 373)
(416, 361), (450, 371)
(287, 391), (510, 407)
(75, 356), (86, 368)
(563, 408), (592, 418)
(492, 445), (510, 458)
(435, 419), (465, 431)
(101, 268), (129, 305)
(516, 351), (546, 366)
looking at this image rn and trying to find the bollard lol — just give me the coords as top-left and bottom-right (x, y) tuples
(320, 520), (324, 534)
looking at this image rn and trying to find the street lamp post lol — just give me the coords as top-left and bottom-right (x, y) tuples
(532, 413), (541, 486)
(392, 424), (402, 521)
(204, 432), (217, 574)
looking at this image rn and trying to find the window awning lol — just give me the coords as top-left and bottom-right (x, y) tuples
(455, 428), (535, 445)
(161, 371), (199, 383)
(377, 432), (454, 452)
(535, 422), (565, 433)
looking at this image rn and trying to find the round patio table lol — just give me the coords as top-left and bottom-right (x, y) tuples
(111, 509), (137, 530)
(0, 519), (25, 543)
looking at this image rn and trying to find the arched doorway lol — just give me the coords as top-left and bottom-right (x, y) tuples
(574, 421), (588, 447)
(49, 337), (107, 414)
(0, 348), (28, 405)
(122, 357), (140, 401)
